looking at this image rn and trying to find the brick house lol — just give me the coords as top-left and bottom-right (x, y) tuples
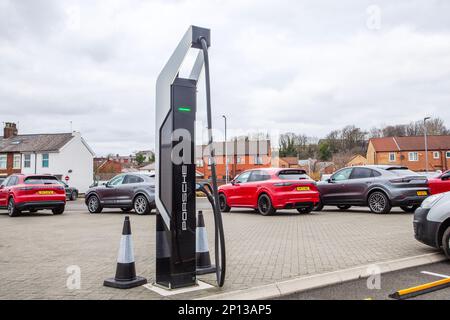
(367, 136), (450, 171)
(196, 140), (272, 180)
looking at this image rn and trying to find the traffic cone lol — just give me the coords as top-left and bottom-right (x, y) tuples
(196, 211), (216, 275)
(104, 216), (147, 289)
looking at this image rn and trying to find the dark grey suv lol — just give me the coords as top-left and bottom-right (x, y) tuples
(315, 165), (429, 214)
(85, 173), (155, 215)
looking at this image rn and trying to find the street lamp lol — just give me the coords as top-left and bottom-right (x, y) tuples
(222, 115), (228, 183)
(424, 117), (431, 173)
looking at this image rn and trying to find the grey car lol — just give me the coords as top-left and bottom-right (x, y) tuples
(315, 165), (429, 214)
(413, 191), (450, 258)
(85, 173), (155, 215)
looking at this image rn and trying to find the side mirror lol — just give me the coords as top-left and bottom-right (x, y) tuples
(0, 185), (4, 190)
(327, 178), (332, 183)
(231, 180), (236, 185)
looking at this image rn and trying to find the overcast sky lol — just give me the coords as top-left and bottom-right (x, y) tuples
(1, 0), (450, 155)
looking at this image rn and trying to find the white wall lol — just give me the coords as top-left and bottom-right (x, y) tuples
(21, 132), (94, 193)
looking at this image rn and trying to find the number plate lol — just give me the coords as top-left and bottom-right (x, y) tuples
(296, 186), (310, 191)
(38, 191), (54, 195)
(417, 191), (428, 196)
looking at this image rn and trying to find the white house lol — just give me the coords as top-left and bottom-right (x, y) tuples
(0, 123), (95, 193)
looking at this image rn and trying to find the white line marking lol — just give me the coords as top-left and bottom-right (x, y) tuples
(421, 271), (450, 279)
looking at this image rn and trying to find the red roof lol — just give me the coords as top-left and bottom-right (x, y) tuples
(370, 136), (450, 152)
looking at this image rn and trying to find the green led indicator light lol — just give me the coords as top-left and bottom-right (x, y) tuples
(178, 107), (191, 112)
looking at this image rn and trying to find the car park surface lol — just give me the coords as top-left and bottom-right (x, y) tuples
(276, 261), (450, 300)
(0, 198), (440, 300)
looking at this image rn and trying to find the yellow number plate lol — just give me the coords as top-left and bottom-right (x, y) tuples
(296, 186), (310, 191)
(38, 191), (54, 195)
(417, 191), (428, 196)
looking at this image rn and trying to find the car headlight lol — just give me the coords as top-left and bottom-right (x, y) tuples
(421, 193), (444, 209)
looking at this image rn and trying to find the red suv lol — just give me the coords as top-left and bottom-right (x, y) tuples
(428, 170), (450, 195)
(0, 174), (66, 217)
(218, 168), (320, 215)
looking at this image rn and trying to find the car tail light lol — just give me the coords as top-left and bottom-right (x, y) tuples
(17, 187), (36, 191)
(273, 182), (293, 187)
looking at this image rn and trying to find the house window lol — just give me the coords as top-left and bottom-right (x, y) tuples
(0, 154), (6, 169)
(446, 151), (450, 159)
(408, 152), (419, 162)
(24, 154), (31, 168)
(236, 157), (242, 164)
(254, 156), (263, 165)
(13, 154), (21, 169)
(196, 159), (204, 167)
(42, 153), (49, 168)
(389, 152), (396, 162)
(433, 151), (440, 159)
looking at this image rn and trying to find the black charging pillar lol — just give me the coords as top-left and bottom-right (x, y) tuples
(155, 26), (210, 289)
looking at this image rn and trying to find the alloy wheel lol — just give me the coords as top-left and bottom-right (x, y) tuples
(88, 196), (99, 212)
(134, 196), (147, 215)
(369, 193), (386, 213)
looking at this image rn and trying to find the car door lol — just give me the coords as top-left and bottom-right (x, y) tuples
(0, 177), (10, 207)
(319, 168), (354, 204)
(348, 167), (376, 204)
(228, 171), (251, 206)
(102, 175), (125, 205)
(241, 170), (264, 206)
(116, 174), (143, 207)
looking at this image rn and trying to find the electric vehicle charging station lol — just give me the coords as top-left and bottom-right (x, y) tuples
(155, 26), (226, 290)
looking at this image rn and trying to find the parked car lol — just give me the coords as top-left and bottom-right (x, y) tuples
(314, 165), (429, 214)
(413, 191), (450, 258)
(0, 174), (66, 217)
(218, 168), (320, 215)
(85, 173), (155, 215)
(57, 180), (79, 201)
(427, 170), (450, 195)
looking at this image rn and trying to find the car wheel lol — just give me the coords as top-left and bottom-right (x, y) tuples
(337, 205), (351, 211)
(70, 191), (78, 201)
(219, 194), (231, 212)
(368, 191), (391, 214)
(134, 195), (151, 215)
(400, 205), (419, 213)
(257, 194), (276, 216)
(7, 198), (20, 217)
(52, 206), (65, 215)
(87, 195), (103, 213)
(442, 227), (450, 259)
(297, 207), (312, 214)
(121, 208), (132, 212)
(313, 202), (324, 211)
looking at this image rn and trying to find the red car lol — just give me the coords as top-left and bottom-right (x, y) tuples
(218, 168), (320, 215)
(428, 170), (450, 195)
(0, 174), (66, 217)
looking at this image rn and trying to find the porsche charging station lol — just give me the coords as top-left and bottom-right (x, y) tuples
(155, 26), (226, 290)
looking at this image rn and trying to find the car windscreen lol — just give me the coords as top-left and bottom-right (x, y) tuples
(24, 176), (59, 185)
(278, 170), (311, 180)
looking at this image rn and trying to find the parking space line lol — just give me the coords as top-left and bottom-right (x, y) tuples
(421, 271), (450, 279)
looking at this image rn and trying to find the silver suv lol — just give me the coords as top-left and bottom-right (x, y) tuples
(315, 165), (429, 214)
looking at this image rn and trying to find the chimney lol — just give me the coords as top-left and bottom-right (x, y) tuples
(3, 122), (18, 139)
